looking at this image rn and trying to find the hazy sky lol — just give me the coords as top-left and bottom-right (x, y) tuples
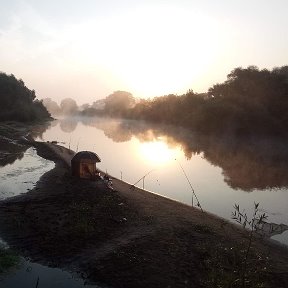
(1, 0), (287, 104)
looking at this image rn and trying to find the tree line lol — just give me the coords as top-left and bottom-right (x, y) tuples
(8, 64), (286, 137)
(81, 66), (288, 137)
(0, 72), (50, 122)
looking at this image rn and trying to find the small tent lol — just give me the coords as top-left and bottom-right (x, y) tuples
(71, 151), (101, 179)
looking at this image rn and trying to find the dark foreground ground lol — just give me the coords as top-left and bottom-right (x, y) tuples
(0, 121), (288, 288)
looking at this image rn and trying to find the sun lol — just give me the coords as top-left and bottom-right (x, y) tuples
(69, 4), (222, 99)
(106, 8), (216, 98)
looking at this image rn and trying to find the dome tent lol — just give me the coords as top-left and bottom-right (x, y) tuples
(71, 151), (101, 179)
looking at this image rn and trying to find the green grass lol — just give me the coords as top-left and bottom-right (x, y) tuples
(0, 246), (20, 274)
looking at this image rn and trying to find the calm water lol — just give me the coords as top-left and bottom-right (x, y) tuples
(0, 255), (99, 288)
(0, 147), (54, 200)
(36, 116), (288, 245)
(0, 148), (100, 288)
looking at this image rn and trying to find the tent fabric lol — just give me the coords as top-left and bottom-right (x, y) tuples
(71, 151), (101, 163)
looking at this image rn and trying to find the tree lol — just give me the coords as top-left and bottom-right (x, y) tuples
(0, 72), (50, 122)
(60, 98), (78, 115)
(104, 91), (135, 116)
(42, 98), (61, 116)
(207, 66), (288, 136)
(80, 66), (288, 137)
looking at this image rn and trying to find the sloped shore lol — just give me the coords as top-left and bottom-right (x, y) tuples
(0, 139), (288, 287)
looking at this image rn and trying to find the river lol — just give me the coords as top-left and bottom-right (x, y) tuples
(36, 116), (288, 246)
(0, 147), (54, 200)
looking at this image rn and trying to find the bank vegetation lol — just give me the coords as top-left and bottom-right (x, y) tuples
(81, 66), (288, 138)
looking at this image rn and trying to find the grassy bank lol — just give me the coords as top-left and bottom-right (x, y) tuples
(0, 246), (19, 274)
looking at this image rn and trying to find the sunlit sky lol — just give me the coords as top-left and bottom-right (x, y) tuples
(1, 0), (288, 104)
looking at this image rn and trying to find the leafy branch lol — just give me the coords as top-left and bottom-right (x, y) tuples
(231, 202), (268, 288)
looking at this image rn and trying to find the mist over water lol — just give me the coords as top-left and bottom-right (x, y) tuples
(37, 116), (288, 245)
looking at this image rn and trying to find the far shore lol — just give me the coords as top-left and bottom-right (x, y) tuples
(1, 122), (288, 287)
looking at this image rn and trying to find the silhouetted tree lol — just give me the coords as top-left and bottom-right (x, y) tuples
(208, 66), (288, 136)
(81, 66), (288, 138)
(0, 72), (50, 122)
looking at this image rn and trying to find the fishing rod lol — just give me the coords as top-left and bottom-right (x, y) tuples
(130, 169), (156, 189)
(68, 135), (72, 150)
(176, 159), (203, 212)
(76, 138), (80, 152)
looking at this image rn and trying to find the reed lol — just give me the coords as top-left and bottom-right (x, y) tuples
(231, 202), (268, 288)
(35, 276), (40, 288)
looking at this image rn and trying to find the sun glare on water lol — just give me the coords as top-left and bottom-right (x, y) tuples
(138, 140), (181, 166)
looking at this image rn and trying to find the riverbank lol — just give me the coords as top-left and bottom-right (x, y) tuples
(0, 123), (288, 287)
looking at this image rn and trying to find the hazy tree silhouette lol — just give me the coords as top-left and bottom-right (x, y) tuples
(60, 98), (79, 115)
(104, 91), (135, 116)
(42, 98), (61, 116)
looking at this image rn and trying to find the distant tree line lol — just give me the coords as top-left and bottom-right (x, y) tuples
(0, 72), (50, 122)
(81, 66), (288, 137)
(80, 91), (136, 117)
(42, 97), (79, 116)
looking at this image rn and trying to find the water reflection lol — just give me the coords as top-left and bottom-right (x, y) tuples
(200, 137), (288, 191)
(0, 257), (99, 288)
(29, 121), (52, 140)
(81, 116), (132, 142)
(0, 148), (54, 200)
(36, 117), (288, 245)
(56, 117), (288, 191)
(139, 141), (181, 166)
(0, 121), (51, 168)
(0, 141), (28, 167)
(59, 117), (78, 133)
